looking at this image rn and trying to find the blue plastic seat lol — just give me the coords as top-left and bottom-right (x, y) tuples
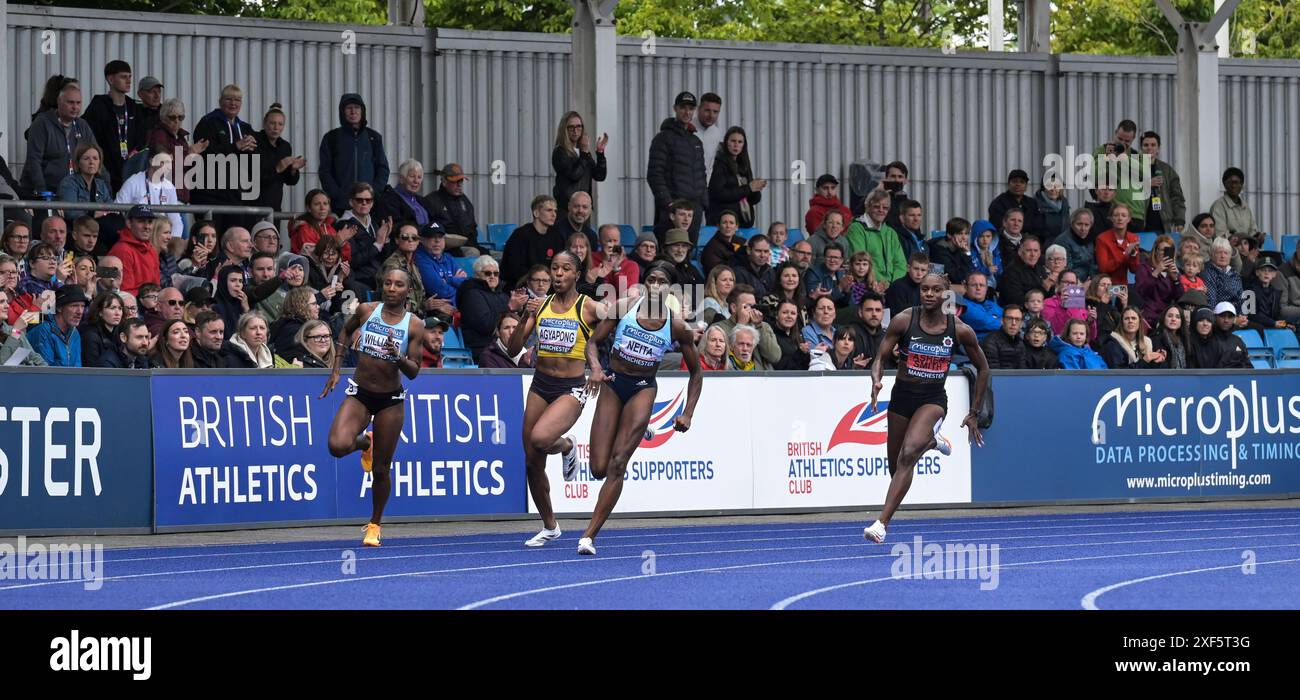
(1137, 232), (1158, 252)
(1262, 235), (1277, 252)
(487, 224), (515, 251)
(1282, 235), (1299, 261)
(452, 255), (477, 277)
(1235, 329), (1266, 351)
(697, 226), (718, 250)
(443, 326), (466, 350)
(1277, 358), (1300, 369)
(1250, 357), (1275, 370)
(738, 227), (759, 240)
(618, 224), (637, 247)
(1263, 328), (1300, 360)
(785, 228), (804, 244)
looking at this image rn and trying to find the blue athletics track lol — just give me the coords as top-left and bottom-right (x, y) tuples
(3, 506), (1298, 610)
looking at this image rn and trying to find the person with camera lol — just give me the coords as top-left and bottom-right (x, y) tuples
(1134, 234), (1184, 330)
(1092, 119), (1147, 232)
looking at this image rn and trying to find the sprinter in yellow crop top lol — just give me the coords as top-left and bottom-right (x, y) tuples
(505, 251), (609, 547)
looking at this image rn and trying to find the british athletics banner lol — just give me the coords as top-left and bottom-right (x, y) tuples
(0, 370), (154, 533)
(151, 372), (528, 528)
(750, 374), (973, 509)
(530, 373), (974, 515)
(972, 372), (1300, 502)
(528, 374), (756, 514)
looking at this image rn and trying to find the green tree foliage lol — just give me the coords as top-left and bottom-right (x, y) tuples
(25, 0), (1300, 59)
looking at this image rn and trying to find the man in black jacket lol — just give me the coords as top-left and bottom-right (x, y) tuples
(998, 235), (1046, 307)
(928, 217), (975, 296)
(191, 311), (226, 368)
(191, 84), (258, 231)
(647, 91), (708, 245)
(500, 195), (563, 288)
(549, 191), (598, 251)
(885, 252), (929, 317)
(661, 228), (704, 291)
(730, 234), (775, 300)
(82, 60), (146, 193)
(979, 304), (1026, 368)
(988, 169), (1042, 239)
(423, 162), (480, 255)
(845, 291), (888, 364)
(99, 318), (154, 369)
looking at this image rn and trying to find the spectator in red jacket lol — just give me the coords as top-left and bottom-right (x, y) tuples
(107, 205), (160, 295)
(804, 173), (852, 236)
(1094, 202), (1141, 282)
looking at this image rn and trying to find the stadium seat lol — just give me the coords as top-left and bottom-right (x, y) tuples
(441, 349), (477, 368)
(444, 326), (466, 350)
(487, 224), (514, 251)
(1235, 329), (1266, 352)
(697, 226), (718, 250)
(1262, 235), (1277, 252)
(618, 224), (637, 247)
(786, 228), (804, 244)
(1277, 358), (1300, 369)
(452, 255), (476, 277)
(1263, 328), (1300, 360)
(1282, 235), (1299, 261)
(1250, 357), (1275, 370)
(1137, 232), (1158, 252)
(929, 229), (946, 240)
(739, 227), (759, 240)
(641, 225), (655, 234)
(1169, 233), (1180, 247)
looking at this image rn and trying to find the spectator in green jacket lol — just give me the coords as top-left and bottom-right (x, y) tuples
(1091, 118), (1147, 232)
(846, 189), (907, 283)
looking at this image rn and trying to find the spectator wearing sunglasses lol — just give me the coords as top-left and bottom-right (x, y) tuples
(145, 286), (186, 337)
(457, 254), (528, 362)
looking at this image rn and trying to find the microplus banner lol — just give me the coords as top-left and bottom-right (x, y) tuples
(973, 372), (1300, 502)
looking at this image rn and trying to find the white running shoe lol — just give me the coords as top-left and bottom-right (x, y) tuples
(934, 433), (952, 456)
(525, 527), (562, 547)
(577, 537), (596, 555)
(863, 520), (887, 544)
(561, 434), (579, 482)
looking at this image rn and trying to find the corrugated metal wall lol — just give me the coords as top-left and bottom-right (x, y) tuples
(7, 6), (1300, 236)
(5, 5), (429, 216)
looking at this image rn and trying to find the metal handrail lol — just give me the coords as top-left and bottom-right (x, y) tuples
(0, 199), (273, 219)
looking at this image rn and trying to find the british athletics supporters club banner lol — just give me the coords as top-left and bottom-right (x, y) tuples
(530, 374), (973, 515)
(151, 372), (528, 528)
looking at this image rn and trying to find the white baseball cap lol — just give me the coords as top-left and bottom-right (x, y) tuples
(1213, 301), (1237, 316)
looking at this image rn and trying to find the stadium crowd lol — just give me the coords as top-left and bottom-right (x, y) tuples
(2, 64), (1298, 372)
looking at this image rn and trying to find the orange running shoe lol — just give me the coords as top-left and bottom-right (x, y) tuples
(360, 431), (374, 473)
(363, 523), (382, 547)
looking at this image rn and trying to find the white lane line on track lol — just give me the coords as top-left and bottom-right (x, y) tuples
(466, 542), (1300, 611)
(21, 511), (1300, 571)
(1080, 557), (1300, 610)
(771, 546), (1300, 611)
(10, 517), (1300, 589)
(142, 536), (1300, 611)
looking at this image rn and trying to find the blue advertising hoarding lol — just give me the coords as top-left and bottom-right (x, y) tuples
(150, 371), (527, 528)
(972, 372), (1300, 502)
(0, 370), (153, 532)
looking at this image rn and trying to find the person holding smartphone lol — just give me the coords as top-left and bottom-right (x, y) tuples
(1094, 202), (1142, 281)
(1134, 234), (1184, 329)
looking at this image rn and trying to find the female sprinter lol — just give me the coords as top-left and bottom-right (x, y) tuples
(507, 250), (608, 548)
(577, 261), (703, 555)
(320, 268), (426, 547)
(863, 272), (990, 544)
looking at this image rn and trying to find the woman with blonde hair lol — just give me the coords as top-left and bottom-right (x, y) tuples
(152, 215), (180, 288)
(551, 110), (608, 206)
(699, 265), (735, 325)
(222, 310), (275, 368)
(279, 318), (336, 369)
